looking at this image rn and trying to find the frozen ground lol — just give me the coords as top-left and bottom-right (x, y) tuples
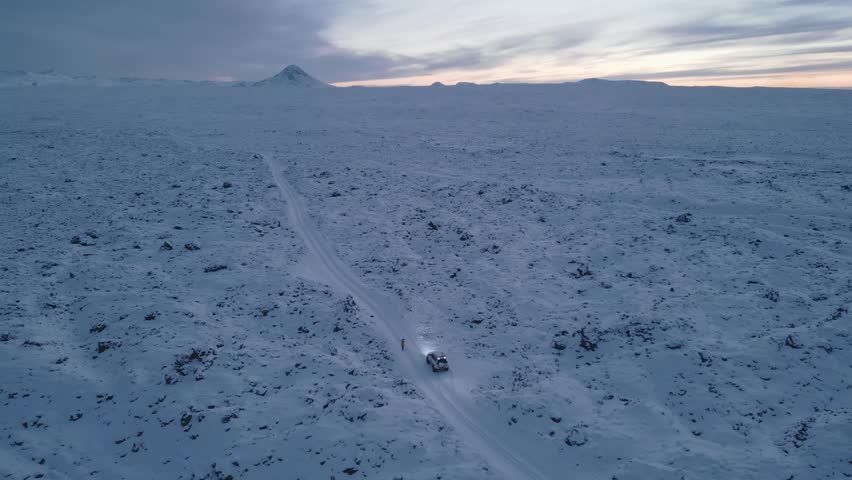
(1, 83), (851, 479)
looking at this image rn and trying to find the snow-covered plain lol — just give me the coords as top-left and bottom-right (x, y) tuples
(1, 83), (851, 479)
(0, 70), (230, 88)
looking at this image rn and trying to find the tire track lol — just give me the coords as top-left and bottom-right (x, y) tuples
(263, 153), (546, 480)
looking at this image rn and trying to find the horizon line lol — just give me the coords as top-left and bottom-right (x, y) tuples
(4, 68), (852, 90)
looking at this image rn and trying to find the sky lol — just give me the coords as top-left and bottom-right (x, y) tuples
(2, 0), (851, 87)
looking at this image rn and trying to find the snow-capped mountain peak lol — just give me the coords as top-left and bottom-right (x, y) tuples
(253, 65), (329, 88)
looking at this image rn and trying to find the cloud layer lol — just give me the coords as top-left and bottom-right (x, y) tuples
(2, 0), (851, 86)
(0, 0), (391, 82)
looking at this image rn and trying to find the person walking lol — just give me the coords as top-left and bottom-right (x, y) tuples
(401, 338), (405, 351)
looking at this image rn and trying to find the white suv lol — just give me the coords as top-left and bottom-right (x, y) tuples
(426, 352), (449, 372)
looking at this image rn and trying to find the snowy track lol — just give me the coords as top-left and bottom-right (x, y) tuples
(264, 153), (547, 480)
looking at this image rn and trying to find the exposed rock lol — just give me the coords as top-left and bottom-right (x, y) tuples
(828, 305), (848, 321)
(180, 413), (193, 427)
(342, 295), (359, 316)
(89, 323), (107, 333)
(481, 244), (501, 254)
(174, 348), (217, 376)
(97, 340), (118, 353)
(565, 428), (587, 446)
(570, 265), (593, 278)
(785, 335), (802, 349)
(576, 328), (598, 351)
(764, 289), (780, 303)
(792, 419), (813, 448)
